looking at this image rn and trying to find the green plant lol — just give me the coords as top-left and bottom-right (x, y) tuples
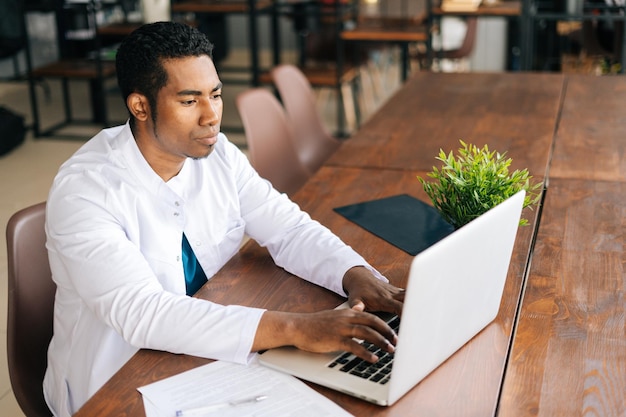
(418, 141), (541, 229)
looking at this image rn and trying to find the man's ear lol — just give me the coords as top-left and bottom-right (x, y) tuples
(127, 93), (150, 121)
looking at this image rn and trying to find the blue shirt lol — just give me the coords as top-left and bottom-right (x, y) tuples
(182, 233), (208, 295)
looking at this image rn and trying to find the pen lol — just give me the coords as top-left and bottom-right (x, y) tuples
(175, 394), (268, 416)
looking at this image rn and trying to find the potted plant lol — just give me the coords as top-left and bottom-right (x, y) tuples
(418, 141), (541, 229)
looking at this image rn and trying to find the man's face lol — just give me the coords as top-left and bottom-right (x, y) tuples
(148, 55), (223, 162)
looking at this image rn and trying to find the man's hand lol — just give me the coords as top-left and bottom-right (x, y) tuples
(254, 308), (397, 363)
(252, 266), (403, 363)
(342, 266), (404, 317)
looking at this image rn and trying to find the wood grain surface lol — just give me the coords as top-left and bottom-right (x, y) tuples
(327, 72), (564, 179)
(549, 75), (626, 182)
(73, 72), (626, 417)
(498, 178), (626, 417)
(74, 166), (541, 417)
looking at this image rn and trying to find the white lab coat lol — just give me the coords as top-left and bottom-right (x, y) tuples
(43, 123), (384, 416)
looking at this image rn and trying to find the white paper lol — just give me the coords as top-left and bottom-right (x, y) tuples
(138, 357), (354, 417)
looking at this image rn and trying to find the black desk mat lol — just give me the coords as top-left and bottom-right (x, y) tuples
(334, 194), (455, 255)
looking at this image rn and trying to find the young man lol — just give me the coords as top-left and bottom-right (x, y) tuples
(43, 21), (404, 416)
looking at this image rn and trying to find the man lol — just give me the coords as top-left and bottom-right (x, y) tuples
(43, 21), (404, 416)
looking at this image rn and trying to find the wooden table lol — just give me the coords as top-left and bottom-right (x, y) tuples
(430, 0), (522, 17)
(73, 73), (625, 416)
(498, 74), (626, 416)
(74, 166), (540, 417)
(327, 72), (564, 177)
(499, 177), (626, 417)
(340, 15), (428, 85)
(548, 75), (626, 182)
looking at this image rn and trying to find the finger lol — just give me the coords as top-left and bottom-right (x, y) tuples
(349, 300), (365, 312)
(382, 287), (405, 316)
(389, 298), (404, 318)
(343, 338), (379, 363)
(347, 315), (397, 351)
(347, 324), (396, 358)
(394, 288), (406, 302)
(368, 296), (404, 318)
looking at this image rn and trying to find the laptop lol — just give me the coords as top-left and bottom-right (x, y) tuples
(259, 190), (526, 406)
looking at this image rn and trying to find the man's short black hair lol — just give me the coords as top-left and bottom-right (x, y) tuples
(116, 21), (214, 123)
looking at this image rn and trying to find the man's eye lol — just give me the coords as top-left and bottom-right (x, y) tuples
(212, 93), (222, 100)
(181, 100), (196, 105)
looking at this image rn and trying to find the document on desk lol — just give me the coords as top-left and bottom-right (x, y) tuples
(137, 358), (353, 417)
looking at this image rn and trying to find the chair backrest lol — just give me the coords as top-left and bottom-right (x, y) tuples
(6, 201), (54, 417)
(442, 17), (478, 60)
(271, 64), (341, 174)
(236, 88), (312, 196)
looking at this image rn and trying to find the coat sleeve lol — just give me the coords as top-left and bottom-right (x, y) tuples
(226, 141), (387, 296)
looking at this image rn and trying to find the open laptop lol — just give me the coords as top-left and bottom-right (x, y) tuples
(259, 190), (526, 406)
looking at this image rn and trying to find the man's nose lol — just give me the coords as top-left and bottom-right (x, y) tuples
(200, 100), (220, 125)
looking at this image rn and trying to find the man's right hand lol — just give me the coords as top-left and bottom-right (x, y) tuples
(253, 309), (397, 363)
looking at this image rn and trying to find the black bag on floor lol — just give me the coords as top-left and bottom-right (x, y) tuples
(0, 106), (26, 156)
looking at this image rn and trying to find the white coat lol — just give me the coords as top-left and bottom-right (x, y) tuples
(43, 123), (384, 416)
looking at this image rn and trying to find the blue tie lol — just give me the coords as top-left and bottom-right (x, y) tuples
(181, 233), (207, 296)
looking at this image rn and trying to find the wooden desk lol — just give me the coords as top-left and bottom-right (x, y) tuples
(74, 166), (540, 417)
(52, 71), (626, 417)
(497, 74), (626, 416)
(549, 75), (626, 182)
(340, 16), (428, 84)
(430, 0), (522, 17)
(327, 71), (564, 177)
(498, 178), (626, 417)
(96, 21), (143, 38)
(172, 0), (273, 13)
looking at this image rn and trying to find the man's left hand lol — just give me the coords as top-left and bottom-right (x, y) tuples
(342, 266), (404, 317)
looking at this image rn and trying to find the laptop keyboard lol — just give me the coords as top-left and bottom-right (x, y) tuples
(327, 314), (400, 385)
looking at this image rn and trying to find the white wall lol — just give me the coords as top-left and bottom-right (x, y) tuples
(470, 17), (508, 71)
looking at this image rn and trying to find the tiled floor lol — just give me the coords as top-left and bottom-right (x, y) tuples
(0, 48), (401, 416)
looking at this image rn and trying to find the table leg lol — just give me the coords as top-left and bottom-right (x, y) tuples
(248, 0), (260, 86)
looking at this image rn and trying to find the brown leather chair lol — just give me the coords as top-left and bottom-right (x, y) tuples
(270, 64), (342, 175)
(6, 201), (54, 417)
(236, 88), (312, 196)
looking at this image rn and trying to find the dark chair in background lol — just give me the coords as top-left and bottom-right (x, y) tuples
(437, 17), (477, 61)
(414, 17), (478, 71)
(0, 0), (28, 80)
(6, 202), (55, 417)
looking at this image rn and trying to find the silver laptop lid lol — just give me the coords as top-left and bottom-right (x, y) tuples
(387, 190), (525, 404)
